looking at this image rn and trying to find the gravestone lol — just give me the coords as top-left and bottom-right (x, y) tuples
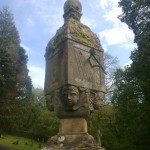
(43, 0), (106, 149)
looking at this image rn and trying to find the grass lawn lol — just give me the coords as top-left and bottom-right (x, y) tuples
(0, 134), (45, 150)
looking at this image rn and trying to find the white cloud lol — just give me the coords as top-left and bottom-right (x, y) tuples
(99, 28), (126, 45)
(95, 0), (134, 48)
(29, 66), (43, 73)
(120, 43), (137, 49)
(97, 0), (135, 47)
(81, 17), (97, 29)
(99, 23), (134, 46)
(101, 44), (108, 52)
(104, 7), (122, 26)
(21, 43), (32, 53)
(28, 66), (45, 88)
(97, 0), (120, 9)
(97, 0), (109, 9)
(123, 60), (132, 69)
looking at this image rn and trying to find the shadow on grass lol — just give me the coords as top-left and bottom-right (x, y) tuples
(0, 145), (16, 150)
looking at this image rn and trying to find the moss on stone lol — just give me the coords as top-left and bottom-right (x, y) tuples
(47, 18), (101, 49)
(67, 19), (97, 47)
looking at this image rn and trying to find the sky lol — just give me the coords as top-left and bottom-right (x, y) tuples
(0, 0), (136, 88)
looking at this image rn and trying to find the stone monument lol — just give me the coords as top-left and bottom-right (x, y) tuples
(44, 0), (106, 149)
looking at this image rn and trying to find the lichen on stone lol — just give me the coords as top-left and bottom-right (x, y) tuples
(46, 18), (102, 54)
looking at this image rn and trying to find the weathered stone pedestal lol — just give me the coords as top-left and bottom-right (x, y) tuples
(42, 118), (105, 150)
(59, 118), (87, 134)
(43, 0), (106, 150)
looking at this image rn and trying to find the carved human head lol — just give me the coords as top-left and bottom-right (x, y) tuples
(62, 85), (79, 108)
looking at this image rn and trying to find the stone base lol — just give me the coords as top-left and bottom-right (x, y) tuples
(41, 118), (106, 150)
(42, 147), (105, 150)
(41, 133), (106, 150)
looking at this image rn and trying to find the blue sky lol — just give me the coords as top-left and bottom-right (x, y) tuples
(0, 0), (136, 88)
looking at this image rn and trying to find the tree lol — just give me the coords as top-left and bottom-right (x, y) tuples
(112, 0), (150, 149)
(0, 7), (32, 101)
(32, 88), (45, 106)
(16, 47), (32, 101)
(112, 68), (142, 149)
(104, 52), (119, 103)
(30, 107), (59, 137)
(0, 47), (16, 132)
(0, 48), (16, 101)
(0, 7), (20, 101)
(0, 7), (20, 63)
(0, 7), (32, 133)
(89, 106), (119, 149)
(119, 0), (150, 102)
(118, 0), (150, 43)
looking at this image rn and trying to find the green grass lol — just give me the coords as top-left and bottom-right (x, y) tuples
(0, 134), (45, 150)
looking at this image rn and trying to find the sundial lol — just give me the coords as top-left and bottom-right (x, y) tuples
(43, 0), (106, 149)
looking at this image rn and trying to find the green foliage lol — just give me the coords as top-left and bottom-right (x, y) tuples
(89, 105), (119, 149)
(0, 7), (34, 136)
(32, 87), (46, 106)
(0, 7), (32, 101)
(119, 0), (150, 43)
(0, 48), (16, 101)
(0, 7), (18, 101)
(30, 106), (59, 137)
(112, 68), (142, 149)
(0, 100), (59, 138)
(18, 46), (28, 65)
(0, 85), (59, 138)
(112, 1), (150, 149)
(29, 88), (59, 137)
(0, 7), (20, 49)
(15, 46), (32, 101)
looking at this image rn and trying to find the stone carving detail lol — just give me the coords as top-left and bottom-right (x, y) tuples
(46, 85), (103, 118)
(89, 91), (104, 111)
(61, 85), (81, 111)
(61, 85), (94, 112)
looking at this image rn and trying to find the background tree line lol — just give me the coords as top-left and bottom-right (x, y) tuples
(87, 0), (150, 150)
(0, 0), (150, 150)
(0, 7), (59, 139)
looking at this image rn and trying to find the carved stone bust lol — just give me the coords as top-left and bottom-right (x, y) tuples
(46, 84), (104, 119)
(61, 85), (79, 110)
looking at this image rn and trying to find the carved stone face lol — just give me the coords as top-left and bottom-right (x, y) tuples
(62, 85), (79, 108)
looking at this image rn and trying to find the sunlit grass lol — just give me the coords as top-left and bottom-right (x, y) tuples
(0, 134), (45, 150)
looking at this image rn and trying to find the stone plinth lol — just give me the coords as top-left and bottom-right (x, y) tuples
(59, 118), (87, 134)
(41, 118), (105, 150)
(42, 133), (104, 150)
